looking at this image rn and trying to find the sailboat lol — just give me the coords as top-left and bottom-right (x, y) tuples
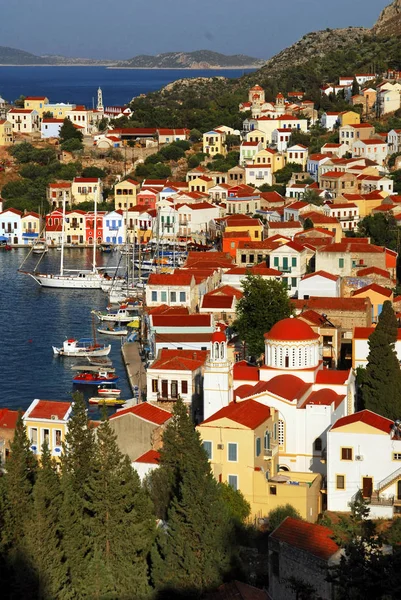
(20, 188), (106, 289)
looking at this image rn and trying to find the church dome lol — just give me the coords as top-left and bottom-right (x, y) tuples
(265, 318), (319, 343)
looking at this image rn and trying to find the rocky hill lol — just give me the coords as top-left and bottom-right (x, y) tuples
(0, 45), (117, 66)
(119, 50), (265, 69)
(373, 0), (401, 37)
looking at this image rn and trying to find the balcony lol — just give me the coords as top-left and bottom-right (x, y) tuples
(264, 445), (278, 459)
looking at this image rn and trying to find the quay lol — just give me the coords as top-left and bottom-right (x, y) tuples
(121, 341), (147, 398)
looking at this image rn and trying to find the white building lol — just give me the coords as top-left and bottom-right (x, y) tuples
(388, 129), (401, 154)
(146, 272), (196, 311)
(327, 410), (401, 518)
(352, 139), (389, 166)
(0, 208), (23, 244)
(298, 271), (341, 300)
(285, 144), (308, 168)
(240, 141), (262, 165)
(307, 153), (331, 180)
(272, 128), (292, 152)
(326, 202), (359, 231)
(103, 210), (125, 244)
(41, 118), (64, 138)
(245, 165), (273, 187)
(8, 108), (40, 133)
(203, 328), (232, 420)
(320, 113), (340, 131)
(269, 241), (307, 296)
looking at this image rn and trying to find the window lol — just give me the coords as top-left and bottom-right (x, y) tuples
(179, 291), (186, 302)
(151, 291), (157, 302)
(161, 291), (167, 303)
(55, 430), (62, 446)
(171, 381), (178, 398)
(291, 277), (297, 288)
(393, 453), (401, 460)
(181, 380), (188, 395)
(170, 291), (177, 303)
(339, 258), (344, 268)
(228, 475), (238, 491)
(291, 257), (297, 267)
(278, 420), (284, 446)
(152, 379), (158, 393)
(336, 475), (345, 489)
(341, 447), (353, 461)
(264, 430), (270, 450)
(42, 428), (50, 446)
(314, 438), (322, 452)
(203, 441), (212, 460)
(228, 443), (238, 462)
(30, 428), (38, 445)
(256, 437), (261, 457)
(269, 485), (277, 495)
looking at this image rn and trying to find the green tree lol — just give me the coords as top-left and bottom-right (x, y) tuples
(14, 95), (26, 108)
(189, 128), (202, 142)
(151, 399), (234, 595)
(357, 213), (398, 250)
(362, 301), (401, 419)
(352, 78), (360, 96)
(218, 482), (251, 524)
(97, 117), (108, 132)
(225, 134), (240, 151)
(234, 275), (293, 357)
(61, 138), (83, 152)
(59, 118), (83, 144)
(302, 188), (323, 206)
(303, 217), (314, 230)
(29, 441), (68, 599)
(274, 162), (303, 184)
(42, 110), (54, 119)
(267, 504), (302, 532)
(81, 166), (106, 179)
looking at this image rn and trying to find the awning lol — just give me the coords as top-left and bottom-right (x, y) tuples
(22, 232), (39, 238)
(0, 235), (8, 242)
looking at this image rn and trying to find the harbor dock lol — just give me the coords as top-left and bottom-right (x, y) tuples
(121, 341), (147, 397)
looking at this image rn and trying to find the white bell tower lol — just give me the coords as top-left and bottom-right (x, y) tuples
(97, 87), (104, 112)
(203, 327), (232, 420)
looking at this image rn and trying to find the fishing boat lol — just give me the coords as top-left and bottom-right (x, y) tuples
(19, 189), (107, 289)
(97, 323), (128, 336)
(53, 338), (111, 357)
(88, 396), (126, 406)
(97, 383), (121, 397)
(32, 239), (48, 254)
(92, 305), (134, 323)
(72, 366), (119, 385)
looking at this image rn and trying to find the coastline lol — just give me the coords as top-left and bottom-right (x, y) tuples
(0, 64), (260, 70)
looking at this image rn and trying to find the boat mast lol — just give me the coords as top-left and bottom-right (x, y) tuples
(92, 181), (98, 273)
(60, 191), (66, 277)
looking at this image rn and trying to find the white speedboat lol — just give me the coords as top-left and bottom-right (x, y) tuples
(92, 306), (134, 323)
(97, 384), (121, 397)
(97, 324), (128, 336)
(53, 338), (111, 357)
(32, 240), (48, 254)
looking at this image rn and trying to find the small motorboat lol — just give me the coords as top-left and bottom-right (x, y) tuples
(89, 397), (126, 406)
(97, 324), (128, 336)
(92, 305), (134, 323)
(53, 338), (111, 357)
(99, 243), (113, 253)
(32, 240), (48, 254)
(98, 384), (121, 397)
(73, 369), (119, 385)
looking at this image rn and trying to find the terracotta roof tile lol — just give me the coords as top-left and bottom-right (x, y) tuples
(110, 402), (171, 425)
(27, 400), (71, 421)
(331, 409), (393, 434)
(201, 399), (270, 429)
(271, 517), (339, 560)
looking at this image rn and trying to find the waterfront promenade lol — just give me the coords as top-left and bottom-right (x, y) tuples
(122, 341), (147, 397)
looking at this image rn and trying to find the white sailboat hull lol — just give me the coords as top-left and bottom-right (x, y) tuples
(28, 272), (103, 289)
(53, 345), (111, 357)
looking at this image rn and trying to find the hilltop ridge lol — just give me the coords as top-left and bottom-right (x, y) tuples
(373, 0), (401, 36)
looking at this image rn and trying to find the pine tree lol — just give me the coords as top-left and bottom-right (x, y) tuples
(84, 417), (154, 599)
(60, 392), (96, 596)
(29, 442), (68, 600)
(363, 301), (401, 420)
(151, 399), (234, 596)
(1, 412), (37, 598)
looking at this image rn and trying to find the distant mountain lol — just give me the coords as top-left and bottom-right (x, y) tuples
(0, 45), (117, 66)
(118, 50), (265, 69)
(373, 0), (401, 37)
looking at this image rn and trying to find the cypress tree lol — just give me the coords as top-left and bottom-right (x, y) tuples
(85, 417), (154, 599)
(1, 412), (37, 598)
(29, 441), (68, 600)
(363, 301), (401, 420)
(151, 399), (234, 596)
(60, 392), (96, 596)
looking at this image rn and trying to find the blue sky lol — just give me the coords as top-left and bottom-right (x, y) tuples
(0, 0), (390, 60)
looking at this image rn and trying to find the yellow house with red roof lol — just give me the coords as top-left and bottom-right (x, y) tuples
(197, 399), (322, 520)
(24, 96), (49, 113)
(114, 178), (139, 210)
(352, 283), (393, 322)
(225, 216), (264, 242)
(23, 399), (72, 461)
(0, 119), (13, 146)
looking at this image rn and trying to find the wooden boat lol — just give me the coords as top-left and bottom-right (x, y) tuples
(88, 397), (126, 406)
(97, 324), (128, 336)
(98, 384), (121, 397)
(73, 369), (119, 385)
(53, 338), (111, 357)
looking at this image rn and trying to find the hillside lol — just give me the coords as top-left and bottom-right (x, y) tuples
(118, 50), (265, 69)
(373, 0), (401, 37)
(0, 45), (53, 65)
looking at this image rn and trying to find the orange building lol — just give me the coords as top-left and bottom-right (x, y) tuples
(222, 230), (252, 258)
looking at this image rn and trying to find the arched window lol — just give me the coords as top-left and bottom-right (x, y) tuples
(292, 347), (296, 366)
(220, 342), (225, 359)
(278, 420), (285, 446)
(214, 342), (219, 360)
(279, 347), (283, 367)
(314, 438), (322, 452)
(264, 430), (270, 451)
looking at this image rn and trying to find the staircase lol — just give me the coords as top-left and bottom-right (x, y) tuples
(376, 466), (401, 493)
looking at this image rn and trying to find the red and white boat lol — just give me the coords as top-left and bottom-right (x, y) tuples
(97, 384), (121, 397)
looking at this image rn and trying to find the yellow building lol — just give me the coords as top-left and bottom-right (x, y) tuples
(114, 178), (139, 210)
(253, 149), (285, 172)
(339, 111), (361, 126)
(23, 399), (72, 461)
(71, 177), (102, 206)
(188, 175), (214, 194)
(64, 209), (86, 245)
(45, 103), (76, 119)
(24, 96), (50, 114)
(0, 119), (13, 146)
(21, 211), (42, 245)
(197, 400), (322, 521)
(203, 130), (227, 157)
(352, 283), (393, 323)
(342, 194), (383, 218)
(225, 216), (264, 241)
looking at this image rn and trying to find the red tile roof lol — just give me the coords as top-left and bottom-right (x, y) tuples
(352, 283), (392, 298)
(208, 285), (243, 299)
(201, 295), (236, 309)
(110, 402), (171, 425)
(300, 389), (345, 408)
(148, 273), (194, 286)
(201, 400), (271, 429)
(298, 309), (327, 326)
(150, 349), (208, 371)
(265, 318), (319, 342)
(271, 517), (339, 561)
(73, 177), (99, 183)
(331, 409), (393, 434)
(233, 360), (259, 382)
(269, 221), (302, 229)
(134, 449), (160, 464)
(302, 270), (339, 282)
(261, 375), (312, 401)
(151, 314), (212, 328)
(319, 242), (384, 254)
(147, 305), (189, 316)
(356, 266), (392, 279)
(292, 297), (370, 312)
(0, 408), (20, 429)
(315, 369), (351, 385)
(155, 332), (212, 344)
(28, 400), (71, 420)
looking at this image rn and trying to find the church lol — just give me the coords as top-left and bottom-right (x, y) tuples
(203, 317), (355, 475)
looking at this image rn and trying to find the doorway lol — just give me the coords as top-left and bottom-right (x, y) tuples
(362, 477), (373, 498)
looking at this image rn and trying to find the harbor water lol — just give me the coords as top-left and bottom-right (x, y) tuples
(0, 248), (132, 415)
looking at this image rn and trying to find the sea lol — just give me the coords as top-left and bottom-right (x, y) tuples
(0, 66), (253, 107)
(0, 248), (133, 416)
